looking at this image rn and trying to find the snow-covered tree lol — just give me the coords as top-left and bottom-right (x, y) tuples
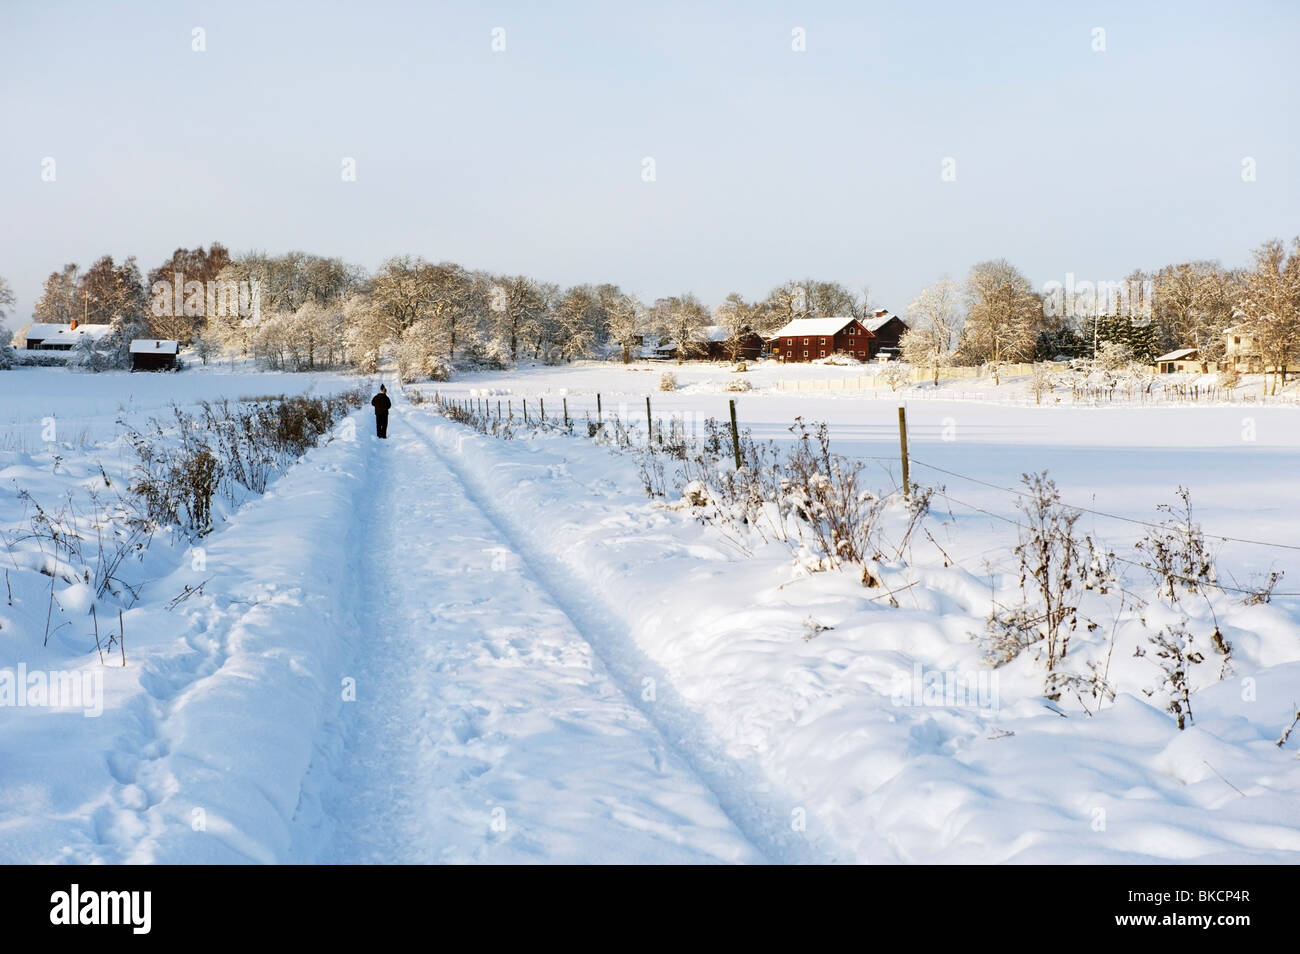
(959, 259), (1041, 373)
(33, 264), (81, 324)
(650, 293), (709, 364)
(0, 275), (15, 323)
(1237, 237), (1300, 395)
(0, 276), (14, 364)
(604, 289), (645, 364)
(902, 277), (963, 384)
(764, 279), (858, 328)
(553, 284), (603, 361)
(714, 293), (768, 362)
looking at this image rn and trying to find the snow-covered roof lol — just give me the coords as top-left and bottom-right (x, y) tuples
(863, 310), (904, 332)
(771, 316), (861, 338)
(1155, 348), (1198, 362)
(41, 325), (115, 346)
(26, 323), (69, 339)
(702, 324), (729, 342)
(129, 339), (179, 354)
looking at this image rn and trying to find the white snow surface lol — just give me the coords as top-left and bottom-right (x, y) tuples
(1, 360), (1298, 864)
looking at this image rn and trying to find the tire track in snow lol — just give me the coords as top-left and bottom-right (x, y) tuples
(314, 405), (764, 863)
(402, 407), (833, 865)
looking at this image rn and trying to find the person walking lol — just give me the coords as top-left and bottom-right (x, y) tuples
(371, 384), (391, 438)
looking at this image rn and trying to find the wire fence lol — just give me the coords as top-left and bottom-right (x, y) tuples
(431, 388), (1299, 597)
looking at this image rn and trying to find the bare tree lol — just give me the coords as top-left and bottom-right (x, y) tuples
(651, 294), (709, 364)
(764, 279), (858, 328)
(959, 259), (1040, 375)
(33, 264), (81, 324)
(488, 275), (548, 364)
(714, 293), (767, 362)
(1151, 261), (1237, 370)
(1237, 237), (1300, 395)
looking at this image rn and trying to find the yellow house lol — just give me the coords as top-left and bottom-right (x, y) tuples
(1222, 325), (1295, 374)
(1222, 326), (1260, 372)
(1154, 348), (1200, 373)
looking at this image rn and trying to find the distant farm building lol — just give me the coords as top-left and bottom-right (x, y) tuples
(25, 320), (113, 351)
(1221, 327), (1257, 372)
(1218, 325), (1297, 374)
(130, 339), (180, 371)
(654, 326), (766, 362)
(769, 316), (876, 363)
(862, 309), (909, 359)
(1154, 348), (1200, 373)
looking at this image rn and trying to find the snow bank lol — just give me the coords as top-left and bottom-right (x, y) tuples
(0, 400), (370, 863)
(411, 410), (1300, 863)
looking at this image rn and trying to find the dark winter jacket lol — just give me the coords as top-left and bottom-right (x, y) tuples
(372, 392), (391, 416)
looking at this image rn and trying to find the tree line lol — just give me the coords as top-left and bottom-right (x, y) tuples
(6, 237), (1297, 389)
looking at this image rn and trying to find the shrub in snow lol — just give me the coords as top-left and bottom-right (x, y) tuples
(982, 472), (1083, 688)
(681, 480), (709, 508)
(1134, 487), (1217, 602)
(780, 419), (886, 571)
(659, 372), (677, 391)
(125, 390), (366, 538)
(818, 353), (861, 367)
(878, 362), (911, 391)
(1137, 622), (1204, 730)
(723, 378), (750, 392)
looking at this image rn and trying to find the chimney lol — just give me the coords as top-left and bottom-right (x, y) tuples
(70, 318), (78, 330)
(156, 340), (161, 348)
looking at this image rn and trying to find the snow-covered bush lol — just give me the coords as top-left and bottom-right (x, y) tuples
(1134, 487), (1217, 602)
(1138, 623), (1204, 730)
(658, 372), (677, 391)
(125, 390), (366, 538)
(983, 472), (1083, 686)
(723, 378), (750, 392)
(878, 361), (912, 391)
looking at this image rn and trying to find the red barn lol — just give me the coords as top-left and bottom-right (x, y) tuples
(769, 316), (875, 363)
(862, 309), (908, 359)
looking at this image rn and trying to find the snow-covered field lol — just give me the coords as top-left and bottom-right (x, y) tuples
(2, 360), (1297, 864)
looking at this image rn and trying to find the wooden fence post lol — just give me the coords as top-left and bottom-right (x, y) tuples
(646, 396), (653, 446)
(597, 393), (603, 426)
(898, 405), (911, 499)
(563, 397), (569, 428)
(728, 399), (742, 470)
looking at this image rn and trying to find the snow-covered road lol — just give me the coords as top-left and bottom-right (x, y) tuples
(302, 402), (767, 863)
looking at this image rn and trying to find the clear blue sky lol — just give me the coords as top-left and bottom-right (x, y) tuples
(1, 0), (1296, 320)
